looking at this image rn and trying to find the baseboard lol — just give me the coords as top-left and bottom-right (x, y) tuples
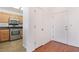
(33, 40), (51, 52)
(51, 38), (79, 48)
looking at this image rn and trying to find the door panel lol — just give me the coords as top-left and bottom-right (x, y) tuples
(29, 8), (37, 50)
(68, 8), (79, 47)
(34, 8), (51, 49)
(0, 29), (9, 41)
(35, 8), (45, 48)
(0, 13), (9, 23)
(54, 12), (68, 44)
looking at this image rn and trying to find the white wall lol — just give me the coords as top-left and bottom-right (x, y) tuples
(23, 7), (79, 52)
(23, 8), (34, 52)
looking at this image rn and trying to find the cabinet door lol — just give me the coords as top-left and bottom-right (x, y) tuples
(34, 8), (51, 49)
(0, 29), (9, 41)
(30, 8), (43, 49)
(54, 12), (68, 44)
(68, 8), (79, 47)
(0, 13), (9, 23)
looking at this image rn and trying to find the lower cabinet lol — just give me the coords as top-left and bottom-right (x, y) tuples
(0, 29), (9, 42)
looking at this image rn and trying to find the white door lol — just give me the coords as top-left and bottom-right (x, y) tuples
(30, 8), (38, 50)
(54, 12), (68, 44)
(34, 8), (44, 48)
(35, 8), (51, 48)
(68, 8), (79, 47)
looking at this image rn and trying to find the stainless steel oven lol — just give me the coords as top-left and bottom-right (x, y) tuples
(8, 19), (22, 40)
(10, 28), (21, 40)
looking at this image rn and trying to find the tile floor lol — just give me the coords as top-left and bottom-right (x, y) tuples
(34, 40), (79, 52)
(0, 39), (26, 52)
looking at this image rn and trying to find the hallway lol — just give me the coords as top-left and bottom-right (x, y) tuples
(34, 40), (79, 52)
(0, 39), (26, 52)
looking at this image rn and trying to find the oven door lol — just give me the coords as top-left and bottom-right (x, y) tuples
(10, 29), (21, 40)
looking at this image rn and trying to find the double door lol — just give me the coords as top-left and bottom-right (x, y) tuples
(52, 8), (79, 47)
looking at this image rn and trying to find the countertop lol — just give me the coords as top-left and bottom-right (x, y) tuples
(0, 26), (23, 29)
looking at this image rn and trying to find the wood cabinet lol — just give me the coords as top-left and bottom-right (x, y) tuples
(0, 12), (23, 23)
(0, 29), (9, 41)
(18, 16), (23, 23)
(0, 12), (9, 23)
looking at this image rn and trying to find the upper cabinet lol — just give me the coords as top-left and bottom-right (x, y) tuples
(18, 16), (23, 24)
(0, 12), (23, 23)
(0, 12), (9, 23)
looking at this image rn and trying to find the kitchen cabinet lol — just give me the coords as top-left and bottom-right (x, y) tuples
(9, 14), (23, 23)
(0, 12), (23, 23)
(0, 29), (9, 42)
(18, 16), (23, 23)
(0, 12), (9, 23)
